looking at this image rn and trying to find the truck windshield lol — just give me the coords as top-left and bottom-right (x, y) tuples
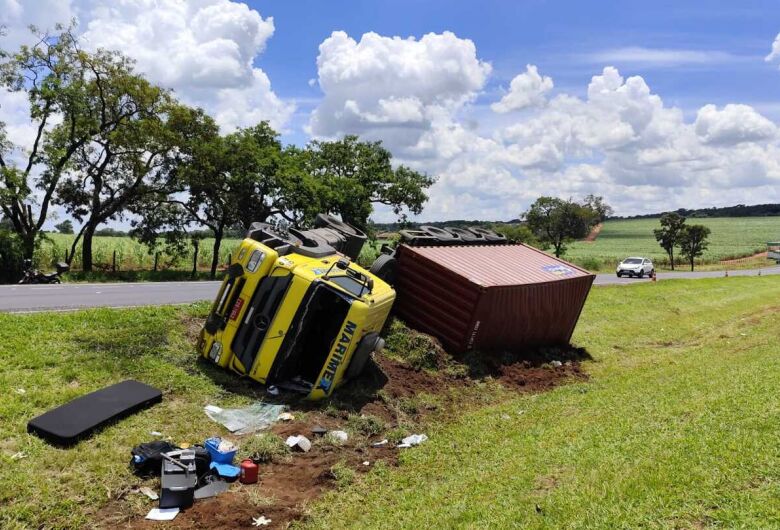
(270, 282), (352, 387)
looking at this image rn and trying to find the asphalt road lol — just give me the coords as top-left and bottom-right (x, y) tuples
(1, 266), (778, 312)
(0, 281), (222, 313)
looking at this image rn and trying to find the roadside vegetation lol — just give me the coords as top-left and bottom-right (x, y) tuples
(304, 276), (780, 528)
(2, 276), (780, 528)
(567, 216), (780, 271)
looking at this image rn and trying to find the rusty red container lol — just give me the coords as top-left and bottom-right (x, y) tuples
(394, 244), (595, 354)
(240, 459), (258, 484)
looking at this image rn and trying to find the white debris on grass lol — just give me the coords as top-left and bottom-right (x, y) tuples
(139, 486), (159, 501)
(252, 515), (272, 526)
(550, 360), (563, 367)
(329, 430), (348, 442)
(371, 439), (388, 447)
(278, 412), (295, 422)
(397, 434), (428, 448)
(145, 507), (179, 521)
(285, 435), (312, 452)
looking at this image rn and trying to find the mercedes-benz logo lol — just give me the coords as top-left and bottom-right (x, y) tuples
(254, 314), (270, 330)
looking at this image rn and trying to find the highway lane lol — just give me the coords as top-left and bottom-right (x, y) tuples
(0, 266), (778, 312)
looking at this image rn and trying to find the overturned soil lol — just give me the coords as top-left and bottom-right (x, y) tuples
(105, 336), (588, 529)
(583, 223), (603, 243)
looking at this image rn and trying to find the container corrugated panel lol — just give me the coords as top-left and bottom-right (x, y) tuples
(395, 244), (595, 354)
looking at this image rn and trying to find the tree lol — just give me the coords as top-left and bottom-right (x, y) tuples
(55, 219), (74, 234)
(54, 56), (178, 271)
(679, 224), (711, 271)
(583, 194), (613, 223)
(653, 212), (686, 270)
(523, 197), (593, 257)
(0, 26), (137, 258)
(305, 135), (434, 229)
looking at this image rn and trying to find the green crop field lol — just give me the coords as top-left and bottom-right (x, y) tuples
(35, 233), (242, 272)
(567, 217), (780, 270)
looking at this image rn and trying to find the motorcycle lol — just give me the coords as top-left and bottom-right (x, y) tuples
(18, 259), (70, 284)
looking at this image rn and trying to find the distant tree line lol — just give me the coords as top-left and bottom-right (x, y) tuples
(0, 26), (434, 279)
(617, 203), (780, 220)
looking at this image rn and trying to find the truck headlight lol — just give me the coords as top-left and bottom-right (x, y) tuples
(208, 341), (222, 362)
(246, 250), (265, 273)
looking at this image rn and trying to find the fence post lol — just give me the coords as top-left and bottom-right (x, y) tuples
(112, 250), (117, 272)
(153, 252), (159, 272)
(191, 240), (199, 280)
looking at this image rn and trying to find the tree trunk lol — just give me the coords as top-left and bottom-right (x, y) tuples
(210, 227), (224, 280)
(81, 223), (96, 272)
(670, 248), (675, 271)
(21, 232), (36, 261)
(191, 239), (199, 279)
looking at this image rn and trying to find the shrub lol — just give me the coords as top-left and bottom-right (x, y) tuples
(0, 230), (25, 284)
(384, 318), (441, 370)
(346, 413), (386, 437)
(239, 433), (290, 463)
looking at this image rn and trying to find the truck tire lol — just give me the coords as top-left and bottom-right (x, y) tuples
(444, 227), (485, 243)
(314, 214), (367, 260)
(346, 333), (384, 379)
(466, 227), (507, 243)
(369, 254), (398, 285)
(420, 225), (461, 244)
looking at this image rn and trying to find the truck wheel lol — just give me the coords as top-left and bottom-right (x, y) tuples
(369, 254), (397, 285)
(346, 334), (384, 379)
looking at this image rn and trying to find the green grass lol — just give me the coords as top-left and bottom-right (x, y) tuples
(302, 277), (780, 529)
(35, 233), (241, 272)
(2, 278), (780, 528)
(567, 217), (780, 270)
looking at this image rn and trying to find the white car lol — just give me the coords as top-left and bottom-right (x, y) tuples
(616, 257), (654, 278)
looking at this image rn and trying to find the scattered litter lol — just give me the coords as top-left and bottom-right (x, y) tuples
(194, 478), (229, 499)
(205, 437), (238, 463)
(550, 360), (563, 368)
(267, 386), (280, 396)
(210, 462), (241, 479)
(160, 450), (197, 509)
(139, 486), (158, 501)
(516, 410), (525, 416)
(329, 430), (348, 442)
(150, 431), (162, 436)
(371, 439), (388, 447)
(10, 451), (27, 460)
(285, 435), (312, 453)
(14, 388), (25, 395)
(240, 459), (259, 484)
(145, 507), (179, 521)
(204, 402), (286, 435)
(252, 515), (272, 527)
(397, 434), (428, 448)
(362, 461), (370, 466)
(500, 413), (511, 420)
(278, 412), (295, 422)
(311, 425), (327, 437)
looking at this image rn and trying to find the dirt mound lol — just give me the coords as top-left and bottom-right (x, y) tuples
(719, 251), (768, 265)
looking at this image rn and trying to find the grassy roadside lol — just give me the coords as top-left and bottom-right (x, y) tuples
(301, 277), (780, 529)
(1, 277), (779, 528)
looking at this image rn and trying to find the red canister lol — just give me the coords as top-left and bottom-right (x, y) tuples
(240, 459), (258, 484)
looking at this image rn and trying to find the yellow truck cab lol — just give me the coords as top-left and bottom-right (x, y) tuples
(199, 218), (395, 400)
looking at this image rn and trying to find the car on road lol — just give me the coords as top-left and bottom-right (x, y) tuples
(616, 257), (654, 278)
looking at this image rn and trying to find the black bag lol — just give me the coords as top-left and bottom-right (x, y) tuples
(131, 441), (179, 476)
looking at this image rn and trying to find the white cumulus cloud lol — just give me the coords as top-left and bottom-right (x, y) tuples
(310, 30), (491, 155)
(491, 64), (553, 113)
(694, 104), (776, 145)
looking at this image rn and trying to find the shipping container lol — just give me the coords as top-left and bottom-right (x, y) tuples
(394, 244), (595, 354)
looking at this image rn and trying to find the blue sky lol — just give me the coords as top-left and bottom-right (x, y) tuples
(2, 0), (780, 222)
(257, 0), (780, 139)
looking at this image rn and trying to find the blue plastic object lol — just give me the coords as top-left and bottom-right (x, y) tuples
(204, 437), (237, 464)
(210, 462), (240, 478)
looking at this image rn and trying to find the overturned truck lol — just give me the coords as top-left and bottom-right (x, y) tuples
(199, 214), (395, 400)
(200, 219), (594, 399)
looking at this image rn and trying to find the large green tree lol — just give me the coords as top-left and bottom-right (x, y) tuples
(304, 135), (434, 229)
(54, 54), (179, 271)
(679, 224), (711, 271)
(653, 212), (686, 270)
(0, 26), (140, 259)
(523, 196), (596, 257)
